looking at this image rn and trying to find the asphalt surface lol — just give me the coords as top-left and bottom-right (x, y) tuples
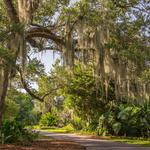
(39, 131), (150, 150)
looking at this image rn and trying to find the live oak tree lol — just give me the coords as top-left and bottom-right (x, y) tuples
(0, 0), (149, 127)
(0, 0), (67, 127)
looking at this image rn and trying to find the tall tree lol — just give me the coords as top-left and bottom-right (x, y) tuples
(0, 0), (65, 127)
(0, 0), (149, 127)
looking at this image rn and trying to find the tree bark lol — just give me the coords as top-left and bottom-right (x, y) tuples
(63, 16), (74, 69)
(94, 27), (105, 98)
(0, 68), (9, 127)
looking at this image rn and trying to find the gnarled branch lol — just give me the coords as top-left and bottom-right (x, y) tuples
(26, 37), (62, 52)
(27, 26), (65, 46)
(17, 67), (44, 102)
(17, 67), (62, 102)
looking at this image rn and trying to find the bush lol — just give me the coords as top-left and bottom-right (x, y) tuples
(0, 120), (38, 144)
(96, 100), (150, 137)
(39, 112), (58, 127)
(71, 116), (83, 130)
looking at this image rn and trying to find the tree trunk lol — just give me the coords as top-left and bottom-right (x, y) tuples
(94, 27), (105, 98)
(0, 68), (9, 127)
(64, 16), (74, 70)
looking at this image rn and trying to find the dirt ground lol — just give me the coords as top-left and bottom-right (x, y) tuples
(0, 140), (86, 150)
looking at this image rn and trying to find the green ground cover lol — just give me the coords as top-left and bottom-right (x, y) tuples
(111, 137), (150, 147)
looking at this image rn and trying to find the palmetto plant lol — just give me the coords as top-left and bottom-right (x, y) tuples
(97, 99), (150, 137)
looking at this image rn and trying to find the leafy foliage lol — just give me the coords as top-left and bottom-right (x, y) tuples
(0, 0), (149, 142)
(35, 61), (150, 137)
(97, 100), (150, 137)
(0, 120), (38, 144)
(39, 112), (58, 127)
(4, 89), (38, 126)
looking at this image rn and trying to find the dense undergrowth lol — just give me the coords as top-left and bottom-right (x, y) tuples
(0, 120), (38, 144)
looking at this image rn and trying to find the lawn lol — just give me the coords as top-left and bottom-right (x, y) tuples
(33, 125), (74, 133)
(41, 128), (73, 133)
(111, 137), (150, 147)
(78, 131), (150, 147)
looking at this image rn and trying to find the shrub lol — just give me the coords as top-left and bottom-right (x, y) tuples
(39, 112), (58, 127)
(96, 100), (150, 137)
(71, 116), (83, 130)
(0, 120), (38, 144)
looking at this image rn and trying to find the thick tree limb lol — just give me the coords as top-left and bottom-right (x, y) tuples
(27, 26), (65, 46)
(27, 37), (62, 52)
(17, 67), (62, 102)
(40, 86), (63, 100)
(3, 0), (19, 22)
(17, 67), (44, 102)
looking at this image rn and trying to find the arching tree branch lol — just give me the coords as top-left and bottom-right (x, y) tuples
(26, 37), (62, 52)
(17, 67), (63, 102)
(17, 67), (44, 102)
(27, 26), (65, 46)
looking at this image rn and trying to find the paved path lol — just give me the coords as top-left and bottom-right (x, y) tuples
(39, 131), (150, 150)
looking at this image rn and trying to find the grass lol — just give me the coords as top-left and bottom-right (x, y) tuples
(69, 130), (150, 147)
(33, 124), (75, 133)
(111, 137), (150, 147)
(42, 128), (73, 133)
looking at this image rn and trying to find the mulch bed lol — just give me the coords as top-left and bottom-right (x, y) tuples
(0, 140), (86, 150)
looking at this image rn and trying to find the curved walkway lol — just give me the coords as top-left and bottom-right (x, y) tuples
(39, 131), (150, 150)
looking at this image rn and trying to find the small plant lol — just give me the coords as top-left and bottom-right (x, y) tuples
(39, 112), (58, 127)
(71, 116), (83, 130)
(0, 132), (4, 144)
